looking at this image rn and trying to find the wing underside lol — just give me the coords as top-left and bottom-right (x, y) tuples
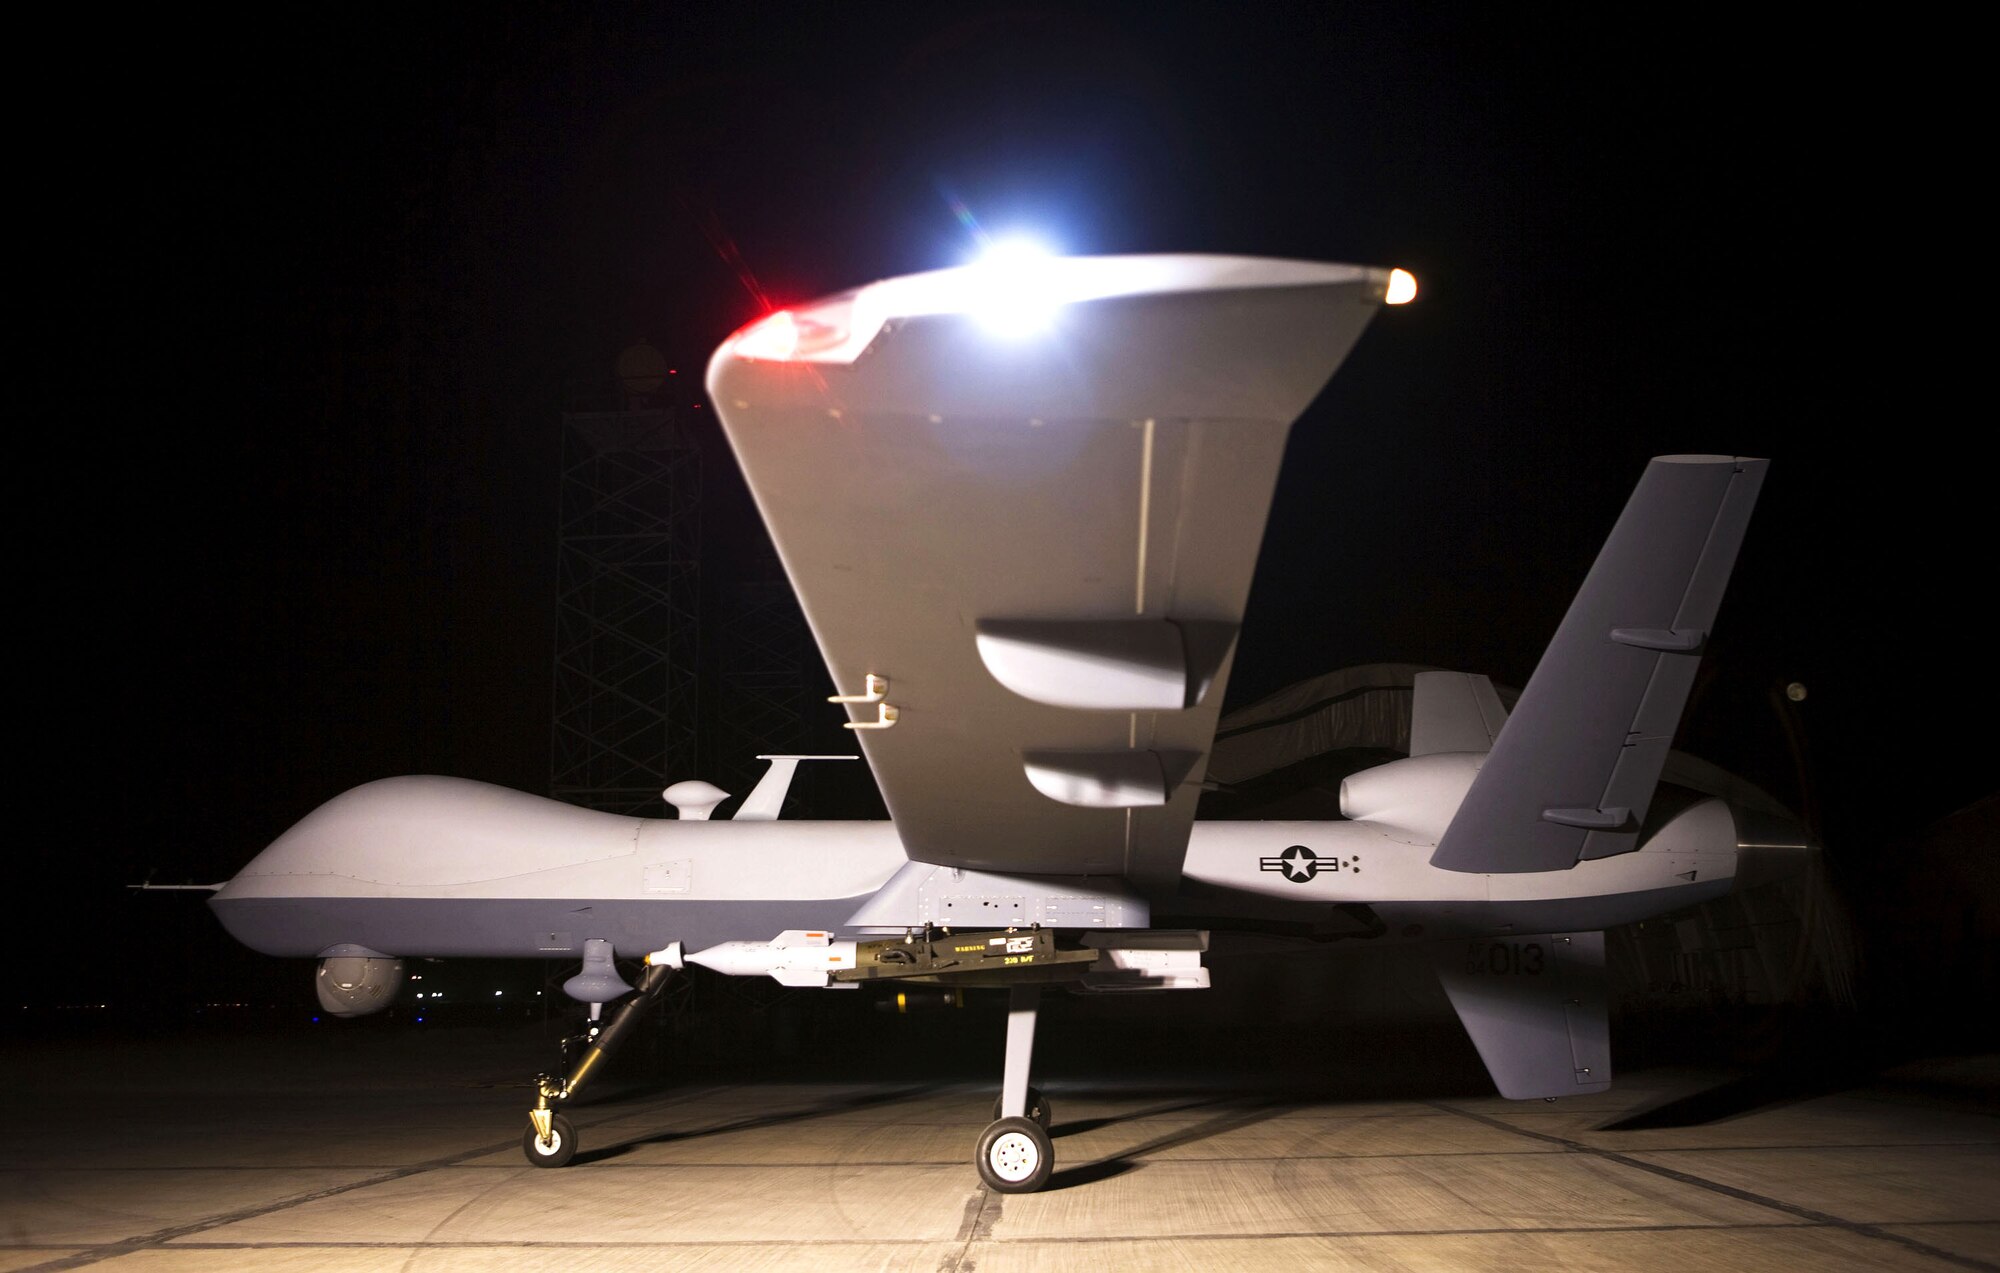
(709, 256), (1395, 885)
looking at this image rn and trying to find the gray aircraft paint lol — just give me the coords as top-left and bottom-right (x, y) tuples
(211, 771), (1785, 959)
(211, 896), (871, 960)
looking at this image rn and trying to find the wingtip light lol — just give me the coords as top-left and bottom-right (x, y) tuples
(1385, 268), (1418, 305)
(731, 310), (799, 361)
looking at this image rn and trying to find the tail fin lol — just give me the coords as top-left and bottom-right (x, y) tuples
(1433, 932), (1611, 1098)
(1409, 671), (1508, 756)
(1430, 455), (1768, 873)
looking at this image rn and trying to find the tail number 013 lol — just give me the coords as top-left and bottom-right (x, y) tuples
(1467, 941), (1545, 976)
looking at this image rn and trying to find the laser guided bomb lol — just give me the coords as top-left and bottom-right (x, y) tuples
(680, 927), (1209, 991)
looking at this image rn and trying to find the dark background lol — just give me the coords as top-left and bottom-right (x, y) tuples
(18, 7), (1987, 1036)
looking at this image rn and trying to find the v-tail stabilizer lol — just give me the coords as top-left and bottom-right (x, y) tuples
(1430, 455), (1769, 874)
(1433, 932), (1611, 1098)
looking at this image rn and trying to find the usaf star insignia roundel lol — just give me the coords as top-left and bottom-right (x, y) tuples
(1261, 844), (1328, 883)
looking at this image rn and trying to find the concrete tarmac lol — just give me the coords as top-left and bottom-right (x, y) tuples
(3, 1027), (1996, 1271)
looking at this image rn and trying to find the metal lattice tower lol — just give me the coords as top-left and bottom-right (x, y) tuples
(550, 409), (700, 814)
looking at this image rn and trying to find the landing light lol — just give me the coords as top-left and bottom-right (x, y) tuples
(1385, 268), (1418, 305)
(966, 237), (1063, 337)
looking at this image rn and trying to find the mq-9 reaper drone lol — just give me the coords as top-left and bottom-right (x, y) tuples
(209, 253), (1806, 1193)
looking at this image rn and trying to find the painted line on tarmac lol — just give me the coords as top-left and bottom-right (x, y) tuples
(16, 1220), (1986, 1255)
(1428, 1101), (2000, 1273)
(15, 1083), (729, 1273)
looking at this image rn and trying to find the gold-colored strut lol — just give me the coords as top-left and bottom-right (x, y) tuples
(567, 1046), (608, 1090)
(522, 961), (678, 1150)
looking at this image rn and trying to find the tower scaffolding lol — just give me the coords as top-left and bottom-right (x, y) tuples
(549, 408), (700, 814)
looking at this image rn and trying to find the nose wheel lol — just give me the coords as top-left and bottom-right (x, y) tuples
(523, 1112), (576, 1168)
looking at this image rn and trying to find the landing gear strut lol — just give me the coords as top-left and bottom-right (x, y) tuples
(523, 956), (678, 1167)
(992, 1086), (1051, 1128)
(977, 983), (1053, 1192)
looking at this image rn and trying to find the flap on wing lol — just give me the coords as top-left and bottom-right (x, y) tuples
(1430, 456), (1768, 874)
(1433, 932), (1611, 1099)
(1409, 671), (1508, 756)
(711, 256), (1393, 886)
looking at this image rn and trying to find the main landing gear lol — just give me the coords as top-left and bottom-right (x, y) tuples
(523, 955), (679, 1168)
(977, 983), (1054, 1192)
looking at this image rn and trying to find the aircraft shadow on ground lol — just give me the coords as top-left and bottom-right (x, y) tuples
(570, 1080), (1287, 1179)
(1049, 1095), (1234, 1139)
(1046, 1096), (1292, 1191)
(1592, 1064), (1872, 1136)
(575, 1083), (934, 1164)
(1595, 1028), (1901, 1131)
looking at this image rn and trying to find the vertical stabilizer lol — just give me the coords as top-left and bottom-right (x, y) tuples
(1433, 932), (1611, 1099)
(1409, 671), (1508, 756)
(1430, 455), (1768, 873)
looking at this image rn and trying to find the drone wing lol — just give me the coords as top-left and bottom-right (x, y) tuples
(708, 255), (1399, 887)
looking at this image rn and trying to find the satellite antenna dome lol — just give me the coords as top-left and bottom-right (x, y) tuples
(616, 340), (670, 397)
(663, 779), (731, 820)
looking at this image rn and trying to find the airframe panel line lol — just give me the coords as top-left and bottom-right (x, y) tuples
(1426, 1102), (2000, 1272)
(13, 1085), (727, 1273)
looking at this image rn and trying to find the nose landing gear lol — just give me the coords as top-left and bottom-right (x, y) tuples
(522, 947), (680, 1167)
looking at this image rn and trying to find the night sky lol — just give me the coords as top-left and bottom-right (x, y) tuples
(27, 7), (1983, 1002)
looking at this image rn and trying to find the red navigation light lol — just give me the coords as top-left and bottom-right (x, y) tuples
(726, 300), (857, 363)
(732, 310), (800, 361)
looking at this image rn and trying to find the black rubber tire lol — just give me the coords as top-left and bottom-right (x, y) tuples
(522, 1113), (577, 1168)
(991, 1086), (1052, 1129)
(976, 1116), (1053, 1193)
